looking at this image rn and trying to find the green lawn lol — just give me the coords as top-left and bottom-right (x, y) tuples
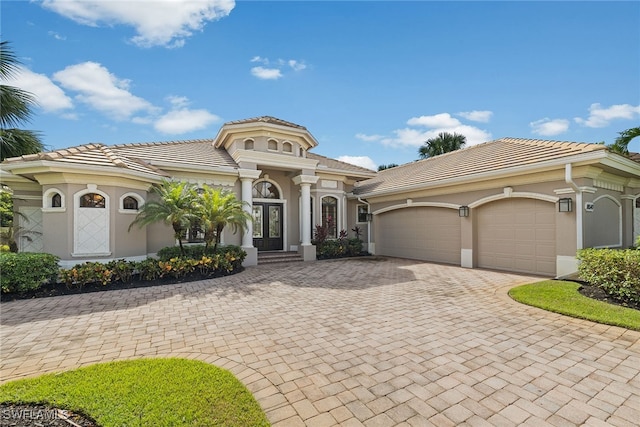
(509, 280), (640, 331)
(0, 358), (269, 427)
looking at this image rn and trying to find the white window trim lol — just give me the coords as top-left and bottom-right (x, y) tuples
(267, 138), (279, 152)
(42, 188), (66, 212)
(119, 192), (145, 214)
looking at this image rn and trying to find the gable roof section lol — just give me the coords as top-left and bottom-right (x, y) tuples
(3, 143), (168, 177)
(355, 137), (607, 196)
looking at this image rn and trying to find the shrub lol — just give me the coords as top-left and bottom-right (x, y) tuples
(59, 262), (113, 288)
(106, 259), (136, 283)
(0, 252), (59, 293)
(315, 238), (365, 260)
(577, 248), (640, 305)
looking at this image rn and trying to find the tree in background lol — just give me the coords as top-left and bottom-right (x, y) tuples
(418, 132), (467, 159)
(608, 127), (640, 156)
(377, 164), (399, 171)
(0, 41), (45, 161)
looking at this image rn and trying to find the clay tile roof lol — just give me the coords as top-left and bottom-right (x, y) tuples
(112, 139), (237, 169)
(223, 116), (307, 130)
(307, 152), (376, 175)
(355, 137), (606, 195)
(630, 152), (640, 163)
(2, 143), (168, 176)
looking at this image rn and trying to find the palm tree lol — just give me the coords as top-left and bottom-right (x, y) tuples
(196, 186), (251, 252)
(418, 132), (467, 159)
(608, 127), (640, 156)
(0, 40), (44, 160)
(128, 180), (198, 255)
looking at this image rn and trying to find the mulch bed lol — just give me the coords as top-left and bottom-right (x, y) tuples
(0, 403), (98, 427)
(577, 283), (640, 311)
(0, 269), (242, 303)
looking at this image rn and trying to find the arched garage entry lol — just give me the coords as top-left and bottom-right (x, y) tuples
(375, 206), (461, 265)
(477, 198), (556, 276)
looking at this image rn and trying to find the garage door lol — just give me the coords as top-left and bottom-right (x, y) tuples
(376, 207), (461, 265)
(477, 199), (556, 276)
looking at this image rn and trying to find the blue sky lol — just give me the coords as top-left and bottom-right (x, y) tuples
(2, 0), (639, 170)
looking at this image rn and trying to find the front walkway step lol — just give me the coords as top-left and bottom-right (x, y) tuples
(258, 251), (304, 264)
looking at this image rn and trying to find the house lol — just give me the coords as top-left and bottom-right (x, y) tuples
(0, 116), (376, 267)
(354, 138), (640, 277)
(2, 116), (639, 277)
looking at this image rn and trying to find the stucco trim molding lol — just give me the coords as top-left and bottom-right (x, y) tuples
(468, 190), (558, 208)
(372, 201), (459, 215)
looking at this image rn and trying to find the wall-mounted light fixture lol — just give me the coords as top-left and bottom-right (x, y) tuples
(459, 206), (470, 217)
(558, 198), (573, 212)
(366, 213), (373, 222)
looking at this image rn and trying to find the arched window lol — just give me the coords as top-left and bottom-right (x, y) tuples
(122, 196), (138, 210)
(268, 139), (278, 151)
(43, 188), (65, 210)
(283, 141), (293, 153)
(322, 196), (338, 239)
(253, 181), (280, 199)
(51, 193), (62, 208)
(245, 139), (254, 150)
(80, 193), (105, 208)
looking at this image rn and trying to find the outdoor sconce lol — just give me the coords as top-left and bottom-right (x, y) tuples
(366, 213), (373, 222)
(558, 198), (573, 212)
(459, 206), (469, 217)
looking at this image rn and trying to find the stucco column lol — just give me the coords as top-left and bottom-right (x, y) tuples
(238, 169), (261, 266)
(299, 183), (312, 246)
(293, 174), (319, 260)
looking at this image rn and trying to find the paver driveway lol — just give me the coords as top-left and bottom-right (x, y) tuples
(1, 257), (639, 426)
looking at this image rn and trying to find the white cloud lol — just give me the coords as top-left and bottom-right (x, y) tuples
(47, 30), (67, 40)
(382, 125), (491, 148)
(288, 60), (306, 71)
(337, 155), (377, 171)
(53, 61), (157, 120)
(355, 133), (384, 142)
(530, 118), (570, 136)
(407, 113), (460, 128)
(11, 67), (75, 115)
(41, 0), (235, 48)
(574, 103), (640, 128)
(380, 112), (492, 148)
(167, 95), (190, 109)
(457, 110), (493, 123)
(250, 57), (306, 79)
(251, 66), (282, 80)
(154, 108), (220, 134)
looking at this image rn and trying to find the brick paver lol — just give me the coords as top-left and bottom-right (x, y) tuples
(1, 258), (639, 426)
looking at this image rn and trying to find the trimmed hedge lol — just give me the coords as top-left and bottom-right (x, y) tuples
(315, 238), (366, 260)
(577, 248), (640, 306)
(0, 252), (60, 293)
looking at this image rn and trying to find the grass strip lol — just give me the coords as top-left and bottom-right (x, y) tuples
(509, 280), (640, 331)
(0, 358), (269, 427)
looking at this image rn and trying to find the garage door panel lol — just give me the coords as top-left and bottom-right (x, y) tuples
(377, 207), (461, 265)
(478, 199), (556, 276)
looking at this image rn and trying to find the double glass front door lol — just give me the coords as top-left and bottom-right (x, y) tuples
(252, 202), (283, 251)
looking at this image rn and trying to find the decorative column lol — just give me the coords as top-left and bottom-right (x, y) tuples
(293, 174), (319, 260)
(238, 169), (262, 266)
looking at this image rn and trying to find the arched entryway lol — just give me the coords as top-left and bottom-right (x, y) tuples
(252, 180), (284, 251)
